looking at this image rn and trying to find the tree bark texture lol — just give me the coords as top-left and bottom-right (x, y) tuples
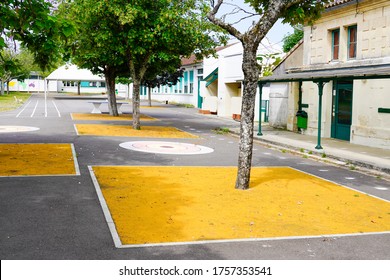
(235, 42), (260, 190)
(132, 79), (141, 130)
(105, 68), (118, 116)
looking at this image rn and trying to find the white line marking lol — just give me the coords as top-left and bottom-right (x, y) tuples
(16, 100), (32, 118)
(45, 94), (47, 117)
(52, 100), (61, 117)
(290, 166), (390, 203)
(88, 166), (122, 248)
(375, 187), (389, 191)
(116, 231), (390, 249)
(73, 124), (79, 135)
(71, 143), (81, 175)
(31, 100), (39, 117)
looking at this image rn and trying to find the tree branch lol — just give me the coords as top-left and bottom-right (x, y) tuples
(207, 0), (243, 41)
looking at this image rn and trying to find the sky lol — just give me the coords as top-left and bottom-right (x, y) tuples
(215, 0), (294, 46)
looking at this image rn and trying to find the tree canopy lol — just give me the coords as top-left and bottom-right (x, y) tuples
(282, 25), (304, 53)
(1, 0), (73, 70)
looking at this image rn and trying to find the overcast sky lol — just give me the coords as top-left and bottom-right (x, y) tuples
(214, 0), (294, 45)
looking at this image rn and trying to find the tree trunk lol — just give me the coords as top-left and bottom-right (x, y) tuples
(0, 80), (4, 95)
(132, 79), (141, 129)
(105, 69), (118, 116)
(148, 86), (152, 107)
(6, 81), (10, 94)
(235, 43), (260, 190)
(77, 81), (81, 95)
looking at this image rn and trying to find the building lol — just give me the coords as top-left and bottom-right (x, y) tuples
(142, 55), (204, 106)
(264, 0), (390, 150)
(200, 40), (281, 121)
(45, 64), (106, 94)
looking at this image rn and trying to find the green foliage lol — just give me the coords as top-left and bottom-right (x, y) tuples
(257, 53), (281, 76)
(213, 127), (230, 134)
(282, 26), (304, 53)
(243, 0), (330, 26)
(1, 0), (74, 70)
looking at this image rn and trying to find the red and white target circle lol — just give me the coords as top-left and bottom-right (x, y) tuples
(119, 141), (214, 155)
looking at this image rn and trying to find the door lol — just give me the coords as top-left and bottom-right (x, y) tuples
(331, 80), (353, 141)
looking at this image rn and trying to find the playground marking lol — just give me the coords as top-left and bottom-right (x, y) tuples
(89, 166), (390, 248)
(0, 143), (80, 177)
(71, 113), (157, 121)
(0, 126), (39, 133)
(75, 124), (198, 138)
(119, 141), (214, 155)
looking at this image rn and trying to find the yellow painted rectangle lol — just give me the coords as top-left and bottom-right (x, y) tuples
(75, 124), (198, 138)
(0, 143), (78, 176)
(92, 166), (390, 245)
(71, 113), (157, 121)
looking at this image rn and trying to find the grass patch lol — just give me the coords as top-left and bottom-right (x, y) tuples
(213, 127), (230, 134)
(0, 92), (31, 112)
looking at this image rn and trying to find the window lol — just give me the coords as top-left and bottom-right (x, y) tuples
(348, 25), (357, 59)
(331, 29), (340, 60)
(189, 70), (194, 94)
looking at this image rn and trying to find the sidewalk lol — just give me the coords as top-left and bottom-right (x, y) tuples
(229, 122), (390, 179)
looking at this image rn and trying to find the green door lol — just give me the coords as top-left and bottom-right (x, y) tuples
(331, 81), (353, 141)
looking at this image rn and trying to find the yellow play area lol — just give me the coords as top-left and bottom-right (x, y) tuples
(92, 166), (390, 246)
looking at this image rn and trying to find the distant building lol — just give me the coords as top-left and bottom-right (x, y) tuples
(141, 55), (204, 107)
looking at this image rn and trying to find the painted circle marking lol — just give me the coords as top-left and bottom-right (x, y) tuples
(374, 187), (388, 191)
(120, 141), (214, 155)
(0, 126), (40, 133)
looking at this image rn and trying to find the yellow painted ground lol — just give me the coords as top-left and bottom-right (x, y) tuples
(140, 106), (165, 109)
(93, 166), (390, 245)
(0, 143), (77, 176)
(71, 113), (158, 121)
(76, 124), (198, 138)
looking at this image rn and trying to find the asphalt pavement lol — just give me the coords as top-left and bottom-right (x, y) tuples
(0, 93), (389, 260)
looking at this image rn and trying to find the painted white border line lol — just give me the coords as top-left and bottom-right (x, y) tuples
(52, 100), (61, 117)
(16, 100), (32, 118)
(71, 143), (81, 176)
(73, 124), (80, 136)
(289, 166), (390, 204)
(88, 166), (122, 248)
(117, 231), (390, 249)
(0, 143), (80, 177)
(89, 165), (390, 249)
(31, 100), (39, 117)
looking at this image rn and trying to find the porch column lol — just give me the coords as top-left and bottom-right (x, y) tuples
(257, 82), (263, 136)
(314, 80), (328, 149)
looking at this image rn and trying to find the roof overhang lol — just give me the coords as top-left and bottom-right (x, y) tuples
(203, 67), (218, 87)
(259, 63), (390, 84)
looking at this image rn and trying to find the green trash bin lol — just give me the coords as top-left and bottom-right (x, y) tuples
(296, 110), (308, 129)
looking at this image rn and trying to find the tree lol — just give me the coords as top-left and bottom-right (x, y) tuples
(142, 55), (184, 107)
(108, 0), (226, 129)
(1, 0), (73, 71)
(282, 25), (304, 52)
(207, 0), (329, 190)
(59, 0), (131, 116)
(0, 46), (30, 95)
